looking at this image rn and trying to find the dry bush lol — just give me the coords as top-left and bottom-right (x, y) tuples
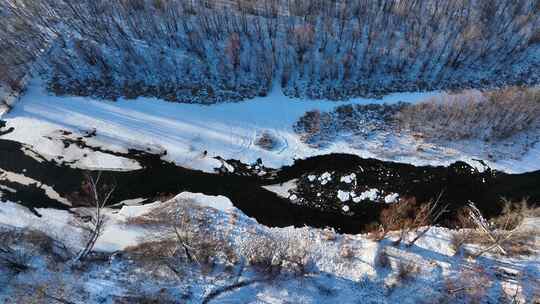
(128, 199), (237, 270)
(397, 87), (540, 141)
(456, 201), (538, 257)
(460, 229), (535, 257)
(450, 232), (468, 256)
(293, 104), (403, 147)
(255, 131), (279, 150)
(124, 205), (172, 227)
(8, 282), (71, 304)
(379, 198), (418, 232)
(154, 192), (177, 203)
(339, 244), (355, 260)
(366, 223), (387, 241)
(0, 227), (68, 273)
(395, 260), (419, 282)
(378, 195), (447, 246)
(242, 235), (280, 273)
(320, 228), (337, 241)
(375, 248), (390, 269)
(124, 239), (178, 260)
(5, 271), (87, 304)
(293, 110), (334, 148)
(492, 198), (538, 230)
(113, 295), (178, 304)
(444, 264), (492, 304)
(241, 232), (312, 277)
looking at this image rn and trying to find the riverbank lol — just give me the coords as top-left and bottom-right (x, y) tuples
(3, 81), (540, 175)
(1, 193), (538, 303)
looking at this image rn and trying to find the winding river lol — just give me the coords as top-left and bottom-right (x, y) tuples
(1, 121), (539, 233)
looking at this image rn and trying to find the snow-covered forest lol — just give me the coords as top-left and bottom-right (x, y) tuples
(1, 0), (540, 103)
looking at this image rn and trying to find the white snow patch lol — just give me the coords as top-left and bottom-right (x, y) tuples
(318, 172), (332, 185)
(116, 197), (146, 206)
(337, 190), (350, 202)
(262, 179), (297, 198)
(354, 188), (380, 202)
(384, 193), (400, 204)
(220, 160), (235, 173)
(174, 192), (235, 213)
(0, 201), (80, 247)
(340, 173), (356, 184)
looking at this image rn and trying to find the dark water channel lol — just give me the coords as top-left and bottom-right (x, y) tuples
(0, 121), (538, 233)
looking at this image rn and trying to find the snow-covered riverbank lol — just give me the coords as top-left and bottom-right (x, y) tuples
(0, 193), (538, 303)
(3, 81), (539, 174)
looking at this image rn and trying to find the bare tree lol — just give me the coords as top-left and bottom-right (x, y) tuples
(171, 201), (198, 264)
(72, 172), (115, 263)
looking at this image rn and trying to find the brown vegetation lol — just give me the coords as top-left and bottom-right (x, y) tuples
(395, 260), (419, 282)
(242, 232), (312, 276)
(377, 195), (448, 246)
(451, 200), (538, 257)
(127, 199), (237, 270)
(255, 131), (279, 150)
(444, 264), (492, 304)
(375, 248), (390, 269)
(397, 87), (540, 141)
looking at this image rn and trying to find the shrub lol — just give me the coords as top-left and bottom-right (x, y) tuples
(444, 264), (492, 304)
(395, 260), (419, 282)
(455, 200), (538, 257)
(0, 227), (68, 273)
(293, 110), (335, 148)
(293, 103), (404, 147)
(339, 244), (355, 260)
(378, 197), (422, 234)
(491, 198), (538, 230)
(450, 232), (467, 255)
(240, 232), (312, 277)
(126, 199), (237, 270)
(255, 131), (279, 150)
(396, 87), (540, 141)
(375, 248), (390, 269)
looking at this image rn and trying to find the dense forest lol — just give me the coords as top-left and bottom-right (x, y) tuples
(1, 0), (539, 103)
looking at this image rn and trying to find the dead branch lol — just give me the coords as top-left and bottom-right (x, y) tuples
(467, 202), (520, 257)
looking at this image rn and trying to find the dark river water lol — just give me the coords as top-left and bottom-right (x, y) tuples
(1, 121), (539, 233)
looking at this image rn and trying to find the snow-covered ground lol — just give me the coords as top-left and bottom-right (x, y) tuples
(0, 193), (538, 303)
(3, 80), (538, 174)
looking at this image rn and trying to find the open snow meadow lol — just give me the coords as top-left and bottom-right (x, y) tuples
(1, 0), (540, 303)
(2, 81), (440, 172)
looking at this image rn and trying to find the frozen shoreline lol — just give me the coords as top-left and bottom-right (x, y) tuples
(1, 81), (539, 174)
